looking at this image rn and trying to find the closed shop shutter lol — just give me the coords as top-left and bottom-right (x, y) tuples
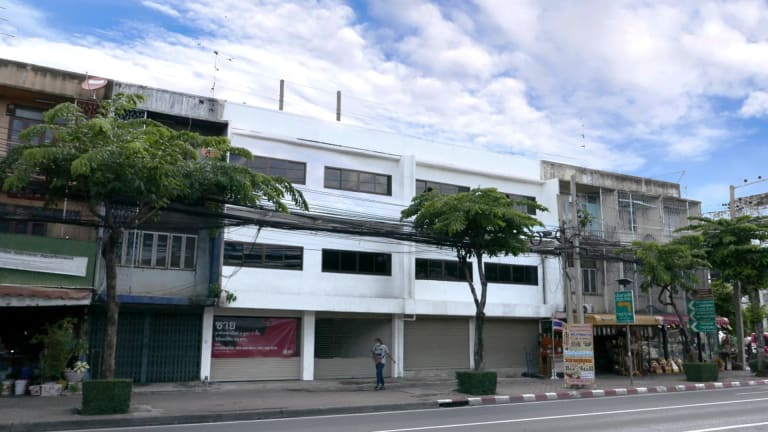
(211, 358), (300, 381)
(484, 319), (539, 369)
(405, 318), (469, 370)
(315, 318), (391, 379)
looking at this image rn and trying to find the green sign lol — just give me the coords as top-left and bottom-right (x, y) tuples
(688, 298), (717, 333)
(614, 290), (635, 324)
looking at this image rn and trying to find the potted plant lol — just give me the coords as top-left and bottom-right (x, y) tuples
(64, 361), (89, 384)
(31, 318), (79, 395)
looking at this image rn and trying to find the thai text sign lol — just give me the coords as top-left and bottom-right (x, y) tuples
(614, 290), (635, 324)
(564, 324), (595, 386)
(688, 291), (717, 333)
(212, 317), (298, 358)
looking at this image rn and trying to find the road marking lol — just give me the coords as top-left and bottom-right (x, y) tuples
(373, 397), (768, 432)
(735, 390), (768, 395)
(683, 421), (768, 431)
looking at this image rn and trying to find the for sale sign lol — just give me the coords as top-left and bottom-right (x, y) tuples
(212, 317), (298, 358)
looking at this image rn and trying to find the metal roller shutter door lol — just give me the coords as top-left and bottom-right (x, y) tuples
(315, 318), (392, 379)
(211, 358), (300, 381)
(405, 318), (469, 370)
(484, 320), (539, 369)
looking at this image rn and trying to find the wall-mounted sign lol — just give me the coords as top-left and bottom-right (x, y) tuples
(0, 249), (88, 277)
(212, 316), (298, 358)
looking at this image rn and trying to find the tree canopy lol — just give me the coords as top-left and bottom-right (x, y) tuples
(401, 187), (546, 370)
(0, 94), (308, 378)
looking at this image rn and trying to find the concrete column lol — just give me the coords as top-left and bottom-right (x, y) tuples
(392, 315), (405, 377)
(300, 311), (316, 381)
(199, 306), (214, 382)
(468, 318), (476, 370)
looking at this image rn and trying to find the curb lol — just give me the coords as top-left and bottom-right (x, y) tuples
(5, 401), (438, 432)
(436, 379), (768, 407)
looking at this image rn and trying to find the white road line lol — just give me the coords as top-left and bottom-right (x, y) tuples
(735, 390), (768, 395)
(373, 397), (768, 432)
(683, 421), (768, 432)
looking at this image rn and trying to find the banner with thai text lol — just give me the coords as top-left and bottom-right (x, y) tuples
(564, 323), (595, 386)
(212, 317), (298, 358)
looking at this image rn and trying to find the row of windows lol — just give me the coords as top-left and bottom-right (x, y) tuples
(222, 242), (538, 284)
(115, 230), (197, 270)
(229, 154), (536, 209)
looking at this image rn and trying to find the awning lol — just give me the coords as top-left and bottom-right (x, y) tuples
(0, 285), (92, 307)
(585, 313), (662, 326)
(660, 314), (731, 329)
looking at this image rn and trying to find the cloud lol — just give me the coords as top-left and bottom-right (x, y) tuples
(740, 91), (768, 117)
(141, 1), (181, 18)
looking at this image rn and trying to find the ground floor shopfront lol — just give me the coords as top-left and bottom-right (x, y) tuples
(200, 308), (542, 382)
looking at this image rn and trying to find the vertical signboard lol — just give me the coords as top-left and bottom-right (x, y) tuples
(688, 290), (717, 333)
(614, 290), (635, 324)
(564, 324), (595, 386)
(212, 317), (299, 358)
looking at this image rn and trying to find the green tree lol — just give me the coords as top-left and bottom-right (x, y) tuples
(684, 216), (768, 372)
(711, 280), (735, 331)
(629, 235), (708, 362)
(1, 94), (308, 378)
(401, 188), (546, 371)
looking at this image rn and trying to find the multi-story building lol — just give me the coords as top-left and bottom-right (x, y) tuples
(200, 103), (563, 382)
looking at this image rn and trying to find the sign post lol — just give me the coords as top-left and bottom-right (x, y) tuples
(615, 287), (635, 385)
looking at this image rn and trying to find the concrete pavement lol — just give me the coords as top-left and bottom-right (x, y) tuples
(0, 370), (759, 432)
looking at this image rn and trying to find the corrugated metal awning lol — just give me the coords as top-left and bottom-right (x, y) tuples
(0, 285), (92, 307)
(585, 313), (661, 326)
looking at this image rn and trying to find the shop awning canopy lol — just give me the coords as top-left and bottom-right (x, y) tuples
(0, 285), (92, 307)
(585, 313), (662, 326)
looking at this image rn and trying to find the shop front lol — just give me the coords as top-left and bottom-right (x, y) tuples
(587, 314), (663, 375)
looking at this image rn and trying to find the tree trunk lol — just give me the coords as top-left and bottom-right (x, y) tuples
(667, 291), (696, 363)
(100, 228), (122, 379)
(474, 310), (485, 371)
(751, 291), (765, 372)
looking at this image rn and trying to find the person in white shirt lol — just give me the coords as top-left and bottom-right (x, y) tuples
(371, 337), (394, 390)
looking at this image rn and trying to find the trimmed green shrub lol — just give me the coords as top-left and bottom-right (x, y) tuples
(748, 360), (768, 376)
(683, 362), (719, 382)
(456, 371), (497, 395)
(81, 379), (132, 415)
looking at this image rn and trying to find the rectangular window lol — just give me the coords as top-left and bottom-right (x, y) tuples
(582, 259), (598, 294)
(484, 263), (538, 285)
(230, 154), (306, 184)
(322, 249), (391, 276)
(415, 258), (472, 282)
(115, 230), (197, 270)
(223, 241), (303, 270)
(324, 167), (391, 195)
(505, 193), (538, 215)
(415, 179), (470, 196)
(6, 106), (52, 149)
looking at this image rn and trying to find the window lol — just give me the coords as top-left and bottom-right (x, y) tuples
(115, 230), (197, 270)
(324, 167), (391, 195)
(223, 241), (303, 270)
(230, 154), (306, 184)
(0, 204), (79, 237)
(415, 258), (472, 282)
(484, 263), (538, 285)
(322, 249), (391, 275)
(415, 179), (470, 196)
(582, 259), (598, 294)
(505, 193), (538, 215)
(7, 106), (52, 149)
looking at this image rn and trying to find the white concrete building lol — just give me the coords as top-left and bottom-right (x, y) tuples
(199, 104), (563, 382)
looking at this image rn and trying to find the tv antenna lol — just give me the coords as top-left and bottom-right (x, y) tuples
(210, 49), (233, 98)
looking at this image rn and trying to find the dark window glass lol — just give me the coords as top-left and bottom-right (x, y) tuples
(223, 241), (303, 270)
(415, 258), (472, 282)
(223, 241), (243, 266)
(484, 263), (538, 285)
(140, 232), (154, 266)
(170, 235), (183, 268)
(322, 249), (391, 276)
(415, 179), (470, 196)
(505, 193), (538, 215)
(155, 234), (168, 268)
(230, 154), (306, 184)
(324, 167), (391, 195)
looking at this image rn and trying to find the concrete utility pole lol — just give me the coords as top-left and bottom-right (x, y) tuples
(729, 185), (746, 368)
(571, 174), (584, 324)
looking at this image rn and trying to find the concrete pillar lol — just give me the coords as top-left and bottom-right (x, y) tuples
(300, 311), (316, 381)
(392, 315), (404, 377)
(199, 307), (214, 382)
(468, 318), (476, 370)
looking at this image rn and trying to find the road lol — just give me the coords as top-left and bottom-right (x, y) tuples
(58, 387), (768, 432)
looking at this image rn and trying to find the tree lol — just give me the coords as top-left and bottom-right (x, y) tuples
(684, 216), (768, 372)
(0, 94), (308, 378)
(629, 235), (708, 362)
(711, 280), (735, 331)
(401, 188), (546, 371)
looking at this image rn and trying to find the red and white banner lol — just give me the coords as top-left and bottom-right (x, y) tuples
(212, 317), (298, 358)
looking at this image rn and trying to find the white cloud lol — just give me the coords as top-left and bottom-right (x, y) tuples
(740, 91), (768, 117)
(141, 1), (181, 18)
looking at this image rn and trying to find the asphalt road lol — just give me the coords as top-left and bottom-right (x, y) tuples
(58, 387), (768, 432)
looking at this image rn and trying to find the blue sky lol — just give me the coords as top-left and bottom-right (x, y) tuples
(3, 0), (768, 213)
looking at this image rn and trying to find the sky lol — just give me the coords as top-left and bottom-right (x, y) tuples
(3, 0), (768, 214)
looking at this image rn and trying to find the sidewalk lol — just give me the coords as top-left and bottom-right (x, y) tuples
(0, 370), (759, 432)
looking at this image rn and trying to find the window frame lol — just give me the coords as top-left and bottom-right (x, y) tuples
(116, 230), (197, 270)
(484, 263), (538, 285)
(6, 105), (51, 149)
(415, 258), (472, 282)
(321, 249), (392, 276)
(324, 167), (392, 196)
(223, 241), (304, 270)
(230, 154), (307, 185)
(415, 179), (470, 196)
(505, 193), (538, 215)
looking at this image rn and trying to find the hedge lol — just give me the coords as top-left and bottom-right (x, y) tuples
(456, 371), (497, 395)
(81, 379), (132, 415)
(683, 362), (718, 382)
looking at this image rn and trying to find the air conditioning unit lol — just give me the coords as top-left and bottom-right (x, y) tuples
(582, 304), (594, 313)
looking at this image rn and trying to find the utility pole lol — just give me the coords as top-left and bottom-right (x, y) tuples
(729, 184), (746, 368)
(571, 174), (584, 324)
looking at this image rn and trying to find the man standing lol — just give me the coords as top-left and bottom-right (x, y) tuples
(371, 337), (394, 390)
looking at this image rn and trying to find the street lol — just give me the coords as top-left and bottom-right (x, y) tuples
(56, 387), (768, 432)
